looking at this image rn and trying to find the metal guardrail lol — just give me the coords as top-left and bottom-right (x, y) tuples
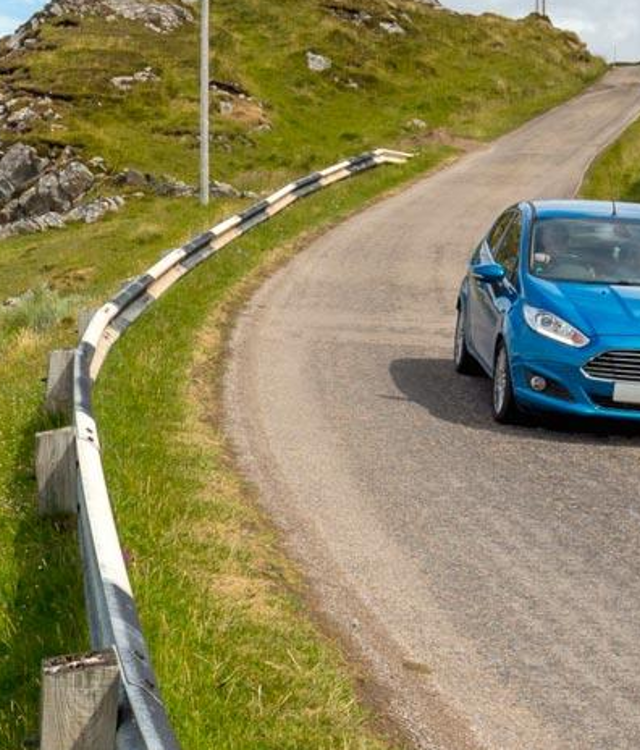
(70, 148), (411, 748)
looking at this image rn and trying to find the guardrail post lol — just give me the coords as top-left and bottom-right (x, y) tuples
(44, 349), (75, 419)
(35, 427), (78, 517)
(40, 649), (120, 750)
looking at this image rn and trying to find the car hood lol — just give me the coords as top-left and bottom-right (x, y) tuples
(525, 277), (640, 337)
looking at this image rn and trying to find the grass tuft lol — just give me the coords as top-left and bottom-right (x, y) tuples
(0, 286), (81, 336)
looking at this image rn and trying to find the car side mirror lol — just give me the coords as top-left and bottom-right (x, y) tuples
(472, 262), (506, 283)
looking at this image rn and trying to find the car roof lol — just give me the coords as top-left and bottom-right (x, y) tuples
(527, 199), (640, 221)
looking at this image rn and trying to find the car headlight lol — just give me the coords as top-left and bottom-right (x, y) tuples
(523, 305), (590, 348)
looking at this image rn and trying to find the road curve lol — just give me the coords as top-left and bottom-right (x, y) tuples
(225, 67), (640, 750)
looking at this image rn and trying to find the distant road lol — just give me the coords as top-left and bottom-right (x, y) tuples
(225, 68), (640, 750)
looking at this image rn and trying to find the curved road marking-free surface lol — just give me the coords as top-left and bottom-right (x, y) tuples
(225, 68), (640, 750)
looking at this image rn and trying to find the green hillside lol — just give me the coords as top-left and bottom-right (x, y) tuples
(582, 109), (640, 201)
(0, 1), (603, 191)
(0, 2), (605, 748)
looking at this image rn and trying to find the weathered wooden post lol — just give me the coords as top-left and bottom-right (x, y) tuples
(35, 426), (77, 517)
(44, 349), (75, 419)
(40, 649), (120, 750)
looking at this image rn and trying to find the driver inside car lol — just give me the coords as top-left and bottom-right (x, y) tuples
(532, 222), (572, 275)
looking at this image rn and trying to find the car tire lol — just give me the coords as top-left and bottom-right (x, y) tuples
(454, 305), (480, 375)
(492, 343), (520, 424)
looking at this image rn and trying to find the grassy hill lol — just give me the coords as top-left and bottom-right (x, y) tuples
(0, 2), (605, 748)
(581, 110), (640, 201)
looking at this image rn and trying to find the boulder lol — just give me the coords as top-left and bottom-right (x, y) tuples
(19, 173), (70, 216)
(151, 177), (194, 197)
(306, 51), (332, 72)
(0, 177), (14, 204)
(209, 180), (240, 199)
(111, 66), (159, 91)
(0, 144), (46, 194)
(0, 212), (65, 240)
(66, 195), (125, 224)
(380, 21), (406, 34)
(117, 168), (148, 187)
(58, 161), (94, 201)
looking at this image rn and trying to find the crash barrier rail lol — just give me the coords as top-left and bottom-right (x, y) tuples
(35, 148), (411, 749)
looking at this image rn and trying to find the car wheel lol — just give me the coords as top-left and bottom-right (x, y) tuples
(492, 344), (520, 424)
(454, 305), (480, 375)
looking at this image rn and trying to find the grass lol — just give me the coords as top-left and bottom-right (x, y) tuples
(581, 113), (640, 201)
(2, 1), (604, 187)
(0, 1), (606, 747)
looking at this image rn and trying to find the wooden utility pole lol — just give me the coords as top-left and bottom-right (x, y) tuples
(200, 0), (210, 206)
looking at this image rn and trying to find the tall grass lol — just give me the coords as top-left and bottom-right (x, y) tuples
(0, 287), (80, 335)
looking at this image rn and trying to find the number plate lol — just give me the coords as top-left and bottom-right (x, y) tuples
(613, 382), (640, 404)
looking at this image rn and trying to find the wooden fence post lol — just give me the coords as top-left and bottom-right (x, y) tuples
(40, 649), (120, 750)
(35, 427), (77, 517)
(44, 349), (75, 419)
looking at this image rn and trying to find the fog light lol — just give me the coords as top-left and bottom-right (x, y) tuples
(530, 375), (547, 392)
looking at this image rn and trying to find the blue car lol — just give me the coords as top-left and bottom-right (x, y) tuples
(455, 199), (640, 423)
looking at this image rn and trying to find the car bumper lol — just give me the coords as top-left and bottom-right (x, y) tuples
(510, 330), (640, 421)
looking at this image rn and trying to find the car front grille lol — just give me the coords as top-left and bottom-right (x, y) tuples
(583, 350), (640, 382)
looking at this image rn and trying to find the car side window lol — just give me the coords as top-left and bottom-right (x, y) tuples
(494, 212), (522, 280)
(488, 211), (515, 253)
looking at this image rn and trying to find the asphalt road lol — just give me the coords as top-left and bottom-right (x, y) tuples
(225, 67), (640, 750)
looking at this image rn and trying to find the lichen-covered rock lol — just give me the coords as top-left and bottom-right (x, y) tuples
(0, 211), (65, 240)
(306, 51), (332, 72)
(5, 0), (193, 52)
(66, 195), (124, 224)
(0, 145), (96, 229)
(151, 177), (194, 197)
(0, 144), (46, 195)
(58, 161), (94, 200)
(19, 173), (70, 216)
(380, 21), (406, 34)
(111, 66), (159, 91)
(6, 106), (38, 131)
(209, 180), (240, 199)
(0, 177), (14, 204)
(0, 195), (125, 239)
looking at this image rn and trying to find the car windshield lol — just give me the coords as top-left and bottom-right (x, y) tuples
(531, 217), (640, 285)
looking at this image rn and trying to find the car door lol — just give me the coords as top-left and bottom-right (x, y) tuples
(475, 211), (523, 369)
(468, 209), (515, 367)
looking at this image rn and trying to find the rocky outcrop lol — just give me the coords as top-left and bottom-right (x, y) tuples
(111, 66), (159, 91)
(323, 1), (442, 39)
(0, 142), (125, 240)
(114, 168), (256, 200)
(0, 89), (62, 135)
(3, 0), (193, 54)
